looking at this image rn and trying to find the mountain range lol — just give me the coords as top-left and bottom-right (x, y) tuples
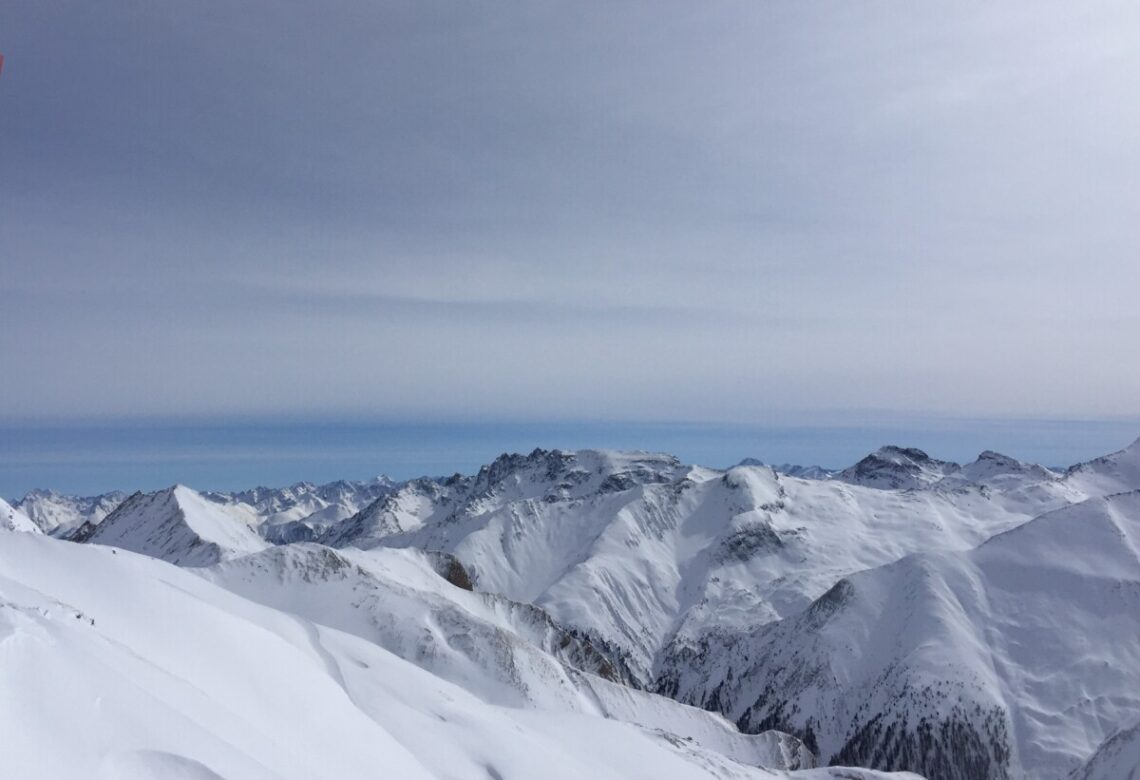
(5, 437), (1140, 779)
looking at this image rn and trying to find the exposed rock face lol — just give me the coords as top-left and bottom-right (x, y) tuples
(837, 446), (961, 490)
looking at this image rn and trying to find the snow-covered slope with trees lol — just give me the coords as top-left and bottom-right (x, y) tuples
(660, 490), (1140, 780)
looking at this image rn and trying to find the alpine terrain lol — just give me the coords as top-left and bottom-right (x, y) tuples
(5, 437), (1140, 779)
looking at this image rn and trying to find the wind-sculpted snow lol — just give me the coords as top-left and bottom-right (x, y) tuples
(661, 491), (1140, 780)
(0, 530), (920, 779)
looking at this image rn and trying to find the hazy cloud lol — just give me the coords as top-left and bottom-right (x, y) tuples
(3, 0), (1139, 423)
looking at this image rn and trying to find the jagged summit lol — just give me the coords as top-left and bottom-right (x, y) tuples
(206, 475), (397, 532)
(15, 488), (126, 536)
(320, 448), (689, 552)
(471, 448), (683, 494)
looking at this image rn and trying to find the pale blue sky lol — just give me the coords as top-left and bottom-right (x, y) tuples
(3, 2), (1139, 493)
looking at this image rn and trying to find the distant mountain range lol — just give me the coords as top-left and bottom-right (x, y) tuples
(5, 437), (1140, 779)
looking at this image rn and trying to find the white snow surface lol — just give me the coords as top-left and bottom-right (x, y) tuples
(201, 543), (816, 771)
(0, 529), (917, 780)
(1071, 721), (1140, 780)
(0, 497), (41, 534)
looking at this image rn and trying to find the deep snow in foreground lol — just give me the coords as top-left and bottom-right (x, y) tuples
(6, 437), (1140, 779)
(0, 531), (910, 780)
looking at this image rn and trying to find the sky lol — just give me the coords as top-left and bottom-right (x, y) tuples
(3, 2), (1140, 494)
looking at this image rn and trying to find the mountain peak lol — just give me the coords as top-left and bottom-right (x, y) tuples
(837, 445), (959, 490)
(84, 485), (266, 566)
(871, 445), (935, 463)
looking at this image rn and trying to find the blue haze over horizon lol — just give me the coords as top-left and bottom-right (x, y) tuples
(4, 415), (1139, 499)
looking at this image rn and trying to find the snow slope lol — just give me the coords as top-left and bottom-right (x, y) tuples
(1064, 436), (1140, 496)
(0, 498), (41, 534)
(0, 529), (918, 780)
(202, 543), (816, 771)
(80, 485), (268, 566)
(662, 491), (1140, 780)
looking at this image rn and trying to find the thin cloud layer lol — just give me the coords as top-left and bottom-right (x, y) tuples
(3, 1), (1139, 422)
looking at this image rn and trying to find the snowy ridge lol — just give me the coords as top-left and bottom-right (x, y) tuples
(1064, 436), (1140, 496)
(80, 485), (268, 566)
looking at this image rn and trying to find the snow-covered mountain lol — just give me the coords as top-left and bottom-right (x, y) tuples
(660, 490), (1140, 780)
(13, 488), (126, 535)
(77, 485), (268, 566)
(836, 446), (962, 490)
(8, 436), (1140, 778)
(321, 447), (1081, 682)
(201, 542), (816, 771)
(0, 527), (915, 780)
